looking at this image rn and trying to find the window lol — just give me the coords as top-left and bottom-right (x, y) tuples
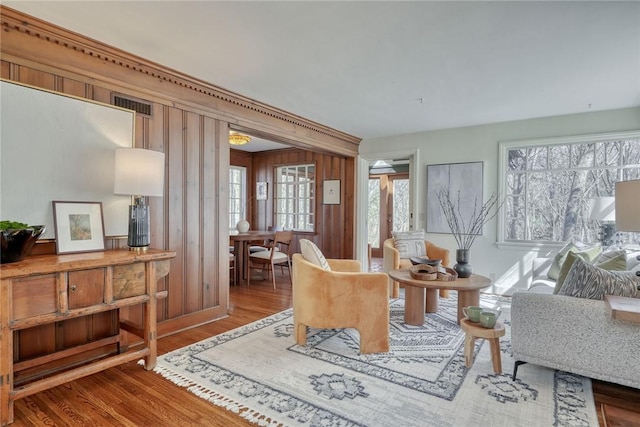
(392, 178), (410, 232)
(229, 166), (247, 230)
(499, 131), (640, 244)
(367, 178), (380, 247)
(275, 164), (315, 231)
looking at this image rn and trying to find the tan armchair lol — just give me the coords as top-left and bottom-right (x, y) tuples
(383, 238), (451, 298)
(292, 253), (390, 354)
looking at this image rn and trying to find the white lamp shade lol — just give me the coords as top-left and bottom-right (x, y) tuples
(588, 197), (615, 221)
(114, 148), (165, 197)
(615, 179), (640, 232)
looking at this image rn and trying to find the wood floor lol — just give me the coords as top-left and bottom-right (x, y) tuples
(8, 263), (640, 426)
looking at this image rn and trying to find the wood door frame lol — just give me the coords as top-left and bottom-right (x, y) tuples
(369, 173), (409, 258)
(357, 150), (418, 270)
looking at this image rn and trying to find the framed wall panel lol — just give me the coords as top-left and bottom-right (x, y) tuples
(0, 80), (134, 238)
(426, 161), (484, 234)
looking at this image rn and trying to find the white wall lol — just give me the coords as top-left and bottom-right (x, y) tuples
(359, 107), (640, 294)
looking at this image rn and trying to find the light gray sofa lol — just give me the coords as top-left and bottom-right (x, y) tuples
(526, 257), (557, 293)
(511, 291), (640, 389)
(511, 249), (640, 389)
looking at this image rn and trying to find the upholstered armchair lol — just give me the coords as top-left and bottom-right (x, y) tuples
(383, 238), (451, 298)
(292, 253), (390, 354)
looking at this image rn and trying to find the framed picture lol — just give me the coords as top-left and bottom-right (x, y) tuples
(52, 201), (106, 254)
(426, 161), (484, 234)
(256, 181), (268, 200)
(323, 179), (341, 205)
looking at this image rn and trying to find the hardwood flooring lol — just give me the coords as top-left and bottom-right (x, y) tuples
(594, 381), (640, 427)
(8, 261), (640, 426)
(10, 280), (289, 427)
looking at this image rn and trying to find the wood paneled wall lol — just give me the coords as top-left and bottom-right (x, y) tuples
(250, 149), (355, 259)
(0, 6), (360, 335)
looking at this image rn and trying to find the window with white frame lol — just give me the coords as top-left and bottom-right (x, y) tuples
(499, 131), (640, 244)
(229, 166), (247, 230)
(275, 164), (315, 232)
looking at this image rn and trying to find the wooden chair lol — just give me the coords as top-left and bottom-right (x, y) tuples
(229, 252), (236, 286)
(248, 225), (281, 254)
(247, 230), (293, 289)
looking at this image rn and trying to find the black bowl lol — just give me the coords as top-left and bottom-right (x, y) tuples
(0, 225), (45, 264)
(409, 257), (441, 267)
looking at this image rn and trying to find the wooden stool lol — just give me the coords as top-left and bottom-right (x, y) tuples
(460, 318), (506, 374)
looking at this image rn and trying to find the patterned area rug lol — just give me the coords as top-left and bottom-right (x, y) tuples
(153, 294), (598, 426)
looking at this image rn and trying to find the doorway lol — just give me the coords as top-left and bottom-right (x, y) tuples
(368, 159), (411, 258)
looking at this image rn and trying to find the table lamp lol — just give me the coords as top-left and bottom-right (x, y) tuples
(615, 179), (640, 275)
(588, 197), (616, 246)
(114, 148), (165, 251)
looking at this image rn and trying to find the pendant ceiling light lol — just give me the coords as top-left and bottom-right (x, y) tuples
(229, 133), (251, 146)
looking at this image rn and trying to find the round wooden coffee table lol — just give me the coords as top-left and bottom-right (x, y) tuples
(388, 269), (491, 326)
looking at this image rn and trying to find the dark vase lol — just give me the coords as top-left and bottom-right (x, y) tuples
(453, 248), (472, 278)
(0, 225), (45, 264)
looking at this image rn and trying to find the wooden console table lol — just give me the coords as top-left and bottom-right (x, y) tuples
(0, 249), (175, 426)
(605, 294), (640, 324)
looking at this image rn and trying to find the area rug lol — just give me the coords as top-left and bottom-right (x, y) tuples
(153, 294), (599, 426)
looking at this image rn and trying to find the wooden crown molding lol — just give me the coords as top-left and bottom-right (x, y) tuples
(0, 6), (361, 153)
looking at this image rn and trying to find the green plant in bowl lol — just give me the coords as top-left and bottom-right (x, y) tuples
(0, 221), (46, 264)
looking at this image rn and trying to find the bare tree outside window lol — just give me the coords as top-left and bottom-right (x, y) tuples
(368, 178), (380, 248)
(229, 166), (246, 231)
(275, 164), (315, 232)
(502, 133), (640, 244)
(392, 179), (410, 232)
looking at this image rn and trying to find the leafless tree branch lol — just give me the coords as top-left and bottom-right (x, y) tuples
(436, 189), (504, 250)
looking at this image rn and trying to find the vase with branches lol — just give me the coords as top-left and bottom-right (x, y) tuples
(436, 189), (504, 277)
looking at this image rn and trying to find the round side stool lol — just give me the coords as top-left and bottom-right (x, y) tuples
(460, 318), (506, 374)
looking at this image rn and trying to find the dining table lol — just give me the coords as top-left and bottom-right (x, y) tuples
(229, 230), (275, 284)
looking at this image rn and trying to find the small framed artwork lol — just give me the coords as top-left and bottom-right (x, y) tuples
(256, 181), (268, 200)
(52, 201), (106, 254)
(323, 179), (341, 205)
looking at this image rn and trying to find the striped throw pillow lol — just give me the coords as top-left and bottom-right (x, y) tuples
(558, 257), (640, 300)
(299, 239), (331, 271)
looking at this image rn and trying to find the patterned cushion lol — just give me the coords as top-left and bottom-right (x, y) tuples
(553, 247), (603, 294)
(557, 257), (640, 300)
(554, 252), (585, 294)
(299, 239), (331, 271)
(392, 230), (426, 259)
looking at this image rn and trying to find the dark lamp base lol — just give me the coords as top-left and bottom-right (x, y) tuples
(127, 201), (151, 249)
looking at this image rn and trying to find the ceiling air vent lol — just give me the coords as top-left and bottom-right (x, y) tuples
(112, 94), (152, 117)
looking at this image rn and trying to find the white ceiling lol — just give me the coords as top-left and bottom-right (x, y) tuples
(4, 1), (640, 143)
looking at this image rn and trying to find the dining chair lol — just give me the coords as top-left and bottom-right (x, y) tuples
(249, 225), (282, 254)
(264, 225), (285, 270)
(247, 230), (293, 289)
(229, 252), (236, 286)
